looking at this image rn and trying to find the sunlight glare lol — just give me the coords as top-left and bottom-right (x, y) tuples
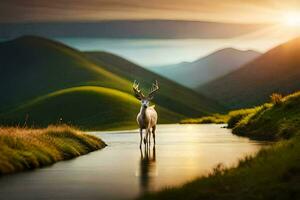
(283, 12), (300, 27)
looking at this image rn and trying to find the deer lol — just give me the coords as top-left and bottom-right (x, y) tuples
(133, 80), (159, 147)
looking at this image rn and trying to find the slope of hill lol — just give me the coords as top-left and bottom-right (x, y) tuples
(150, 48), (261, 88)
(85, 51), (225, 115)
(0, 35), (131, 111)
(0, 36), (224, 129)
(0, 86), (182, 130)
(198, 37), (300, 109)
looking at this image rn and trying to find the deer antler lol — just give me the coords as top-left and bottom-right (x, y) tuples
(133, 80), (145, 100)
(148, 80), (159, 99)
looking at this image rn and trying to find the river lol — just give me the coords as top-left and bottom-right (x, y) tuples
(0, 124), (267, 200)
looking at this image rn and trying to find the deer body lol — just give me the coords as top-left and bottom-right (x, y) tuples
(137, 105), (157, 145)
(133, 81), (159, 147)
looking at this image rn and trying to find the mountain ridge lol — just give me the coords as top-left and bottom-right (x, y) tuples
(85, 51), (225, 115)
(150, 47), (261, 88)
(197, 37), (300, 109)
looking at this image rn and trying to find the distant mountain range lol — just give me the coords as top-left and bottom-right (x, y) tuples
(0, 36), (224, 130)
(198, 37), (300, 109)
(0, 20), (266, 39)
(150, 48), (261, 88)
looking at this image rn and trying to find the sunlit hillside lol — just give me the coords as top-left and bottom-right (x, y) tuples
(0, 86), (182, 130)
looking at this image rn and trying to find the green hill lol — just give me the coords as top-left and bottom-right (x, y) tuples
(197, 37), (300, 109)
(85, 51), (225, 116)
(0, 86), (182, 130)
(0, 36), (131, 112)
(0, 36), (223, 129)
(0, 36), (223, 116)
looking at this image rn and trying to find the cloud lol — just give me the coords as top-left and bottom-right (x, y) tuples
(0, 0), (300, 23)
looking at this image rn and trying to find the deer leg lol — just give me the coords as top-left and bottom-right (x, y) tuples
(148, 128), (151, 145)
(152, 126), (156, 145)
(152, 146), (156, 161)
(144, 128), (148, 144)
(139, 128), (143, 148)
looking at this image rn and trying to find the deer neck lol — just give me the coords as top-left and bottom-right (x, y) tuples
(140, 106), (147, 120)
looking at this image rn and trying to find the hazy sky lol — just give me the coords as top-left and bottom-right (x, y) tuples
(1, 0), (300, 23)
(1, 0), (299, 66)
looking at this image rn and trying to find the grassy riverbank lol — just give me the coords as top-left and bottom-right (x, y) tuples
(180, 107), (262, 126)
(232, 92), (300, 140)
(139, 92), (300, 200)
(0, 125), (106, 174)
(180, 114), (229, 124)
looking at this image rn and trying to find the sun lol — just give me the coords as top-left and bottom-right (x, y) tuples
(283, 12), (300, 27)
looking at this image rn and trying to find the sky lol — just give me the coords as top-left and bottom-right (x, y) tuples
(0, 0), (300, 24)
(1, 0), (300, 66)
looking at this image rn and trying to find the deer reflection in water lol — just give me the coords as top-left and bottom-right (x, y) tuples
(139, 144), (157, 192)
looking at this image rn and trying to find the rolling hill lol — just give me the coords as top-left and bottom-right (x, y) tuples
(0, 86), (182, 130)
(197, 37), (300, 109)
(84, 51), (225, 115)
(0, 35), (131, 111)
(0, 36), (223, 129)
(150, 48), (261, 88)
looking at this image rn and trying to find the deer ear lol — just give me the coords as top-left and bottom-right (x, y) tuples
(134, 94), (142, 100)
(134, 93), (142, 100)
(148, 96), (154, 100)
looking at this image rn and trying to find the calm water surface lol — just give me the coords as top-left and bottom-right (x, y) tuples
(0, 124), (267, 200)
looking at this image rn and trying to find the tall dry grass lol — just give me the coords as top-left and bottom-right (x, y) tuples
(0, 125), (106, 174)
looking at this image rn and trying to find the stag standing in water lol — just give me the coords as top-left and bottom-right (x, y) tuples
(133, 80), (159, 147)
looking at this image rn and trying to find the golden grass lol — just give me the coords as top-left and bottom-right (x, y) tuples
(0, 125), (106, 174)
(180, 114), (229, 124)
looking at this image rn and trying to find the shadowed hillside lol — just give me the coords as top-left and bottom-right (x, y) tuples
(198, 37), (300, 109)
(150, 48), (260, 88)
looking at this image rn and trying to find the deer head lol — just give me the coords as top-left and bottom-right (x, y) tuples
(133, 80), (159, 108)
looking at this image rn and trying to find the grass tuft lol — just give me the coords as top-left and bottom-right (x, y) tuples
(270, 93), (283, 105)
